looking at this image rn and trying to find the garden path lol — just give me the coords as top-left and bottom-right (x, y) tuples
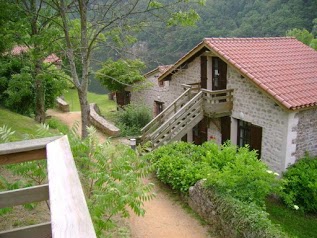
(47, 109), (215, 238)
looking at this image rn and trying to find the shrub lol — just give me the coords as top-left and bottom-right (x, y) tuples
(4, 72), (34, 115)
(148, 141), (281, 206)
(205, 145), (280, 207)
(146, 142), (210, 192)
(116, 103), (152, 136)
(281, 154), (317, 213)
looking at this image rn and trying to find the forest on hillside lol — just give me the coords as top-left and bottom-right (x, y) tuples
(131, 0), (317, 70)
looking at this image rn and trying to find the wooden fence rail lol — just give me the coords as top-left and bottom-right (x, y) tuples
(0, 136), (96, 238)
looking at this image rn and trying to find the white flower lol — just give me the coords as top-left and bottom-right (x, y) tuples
(294, 205), (299, 210)
(266, 170), (273, 174)
(274, 172), (279, 176)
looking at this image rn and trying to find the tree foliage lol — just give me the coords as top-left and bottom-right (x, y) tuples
(96, 59), (145, 92)
(0, 55), (69, 116)
(134, 0), (317, 70)
(286, 20), (317, 50)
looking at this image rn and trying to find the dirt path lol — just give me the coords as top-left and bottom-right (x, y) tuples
(47, 109), (214, 238)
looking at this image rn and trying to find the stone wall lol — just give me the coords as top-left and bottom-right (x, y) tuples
(89, 103), (120, 136)
(226, 67), (290, 173)
(207, 118), (222, 144)
(294, 108), (317, 160)
(130, 70), (171, 116)
(188, 180), (287, 238)
(130, 58), (202, 116)
(56, 97), (70, 112)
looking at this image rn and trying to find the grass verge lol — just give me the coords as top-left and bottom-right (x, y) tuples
(63, 89), (116, 118)
(266, 198), (317, 238)
(0, 107), (60, 140)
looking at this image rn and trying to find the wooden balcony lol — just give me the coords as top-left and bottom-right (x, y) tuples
(140, 85), (233, 148)
(202, 89), (233, 117)
(0, 136), (96, 238)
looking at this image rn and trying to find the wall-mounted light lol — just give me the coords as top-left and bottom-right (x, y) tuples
(239, 112), (244, 119)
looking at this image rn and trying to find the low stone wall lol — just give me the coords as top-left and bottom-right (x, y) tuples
(188, 181), (287, 238)
(89, 103), (120, 136)
(56, 97), (70, 112)
(188, 180), (235, 238)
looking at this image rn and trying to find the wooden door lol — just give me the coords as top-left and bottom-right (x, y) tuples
(212, 57), (227, 91)
(193, 117), (208, 145)
(201, 56), (207, 89)
(250, 125), (262, 159)
(221, 116), (231, 144)
(154, 101), (164, 116)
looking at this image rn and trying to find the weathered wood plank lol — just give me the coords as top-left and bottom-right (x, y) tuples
(141, 88), (191, 134)
(0, 136), (61, 155)
(0, 222), (51, 238)
(46, 136), (96, 238)
(0, 148), (46, 165)
(0, 184), (49, 208)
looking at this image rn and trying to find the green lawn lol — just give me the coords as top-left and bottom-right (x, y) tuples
(63, 89), (116, 118)
(266, 198), (317, 238)
(0, 107), (50, 141)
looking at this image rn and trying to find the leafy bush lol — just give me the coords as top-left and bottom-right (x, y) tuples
(148, 141), (280, 206)
(116, 103), (152, 136)
(4, 72), (35, 115)
(69, 126), (155, 236)
(281, 154), (317, 213)
(205, 145), (280, 207)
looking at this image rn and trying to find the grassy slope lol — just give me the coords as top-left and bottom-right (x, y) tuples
(266, 199), (317, 238)
(0, 107), (46, 140)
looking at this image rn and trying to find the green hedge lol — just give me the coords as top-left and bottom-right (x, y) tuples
(147, 141), (280, 206)
(196, 182), (288, 238)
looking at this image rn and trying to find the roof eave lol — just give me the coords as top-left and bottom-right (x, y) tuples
(158, 41), (208, 81)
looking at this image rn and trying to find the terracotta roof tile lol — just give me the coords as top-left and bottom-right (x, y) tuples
(203, 37), (317, 110)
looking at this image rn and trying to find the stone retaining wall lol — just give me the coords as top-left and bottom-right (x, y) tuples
(56, 97), (70, 112)
(89, 103), (120, 136)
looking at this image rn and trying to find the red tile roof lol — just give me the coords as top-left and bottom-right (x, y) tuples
(160, 37), (317, 110)
(43, 53), (62, 64)
(144, 65), (172, 77)
(11, 46), (29, 55)
(10, 46), (61, 64)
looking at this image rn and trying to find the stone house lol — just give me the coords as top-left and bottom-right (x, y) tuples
(129, 65), (172, 115)
(132, 37), (317, 173)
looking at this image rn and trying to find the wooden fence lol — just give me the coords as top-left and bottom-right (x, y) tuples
(0, 136), (96, 238)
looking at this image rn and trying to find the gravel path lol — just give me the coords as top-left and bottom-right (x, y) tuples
(47, 109), (214, 238)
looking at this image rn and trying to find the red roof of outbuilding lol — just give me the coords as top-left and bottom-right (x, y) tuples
(160, 37), (317, 110)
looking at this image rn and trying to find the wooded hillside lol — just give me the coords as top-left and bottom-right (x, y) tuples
(134, 0), (317, 70)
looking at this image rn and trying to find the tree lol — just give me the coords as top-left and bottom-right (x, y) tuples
(286, 24), (317, 51)
(96, 59), (145, 92)
(48, 0), (203, 138)
(13, 0), (62, 122)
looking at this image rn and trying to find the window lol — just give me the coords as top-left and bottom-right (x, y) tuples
(237, 120), (263, 158)
(158, 80), (164, 87)
(238, 120), (251, 147)
(154, 101), (164, 116)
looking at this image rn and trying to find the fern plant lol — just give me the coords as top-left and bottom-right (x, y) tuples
(0, 125), (15, 142)
(69, 126), (155, 236)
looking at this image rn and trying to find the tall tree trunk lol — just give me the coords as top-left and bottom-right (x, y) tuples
(34, 60), (45, 123)
(77, 88), (90, 138)
(30, 0), (45, 123)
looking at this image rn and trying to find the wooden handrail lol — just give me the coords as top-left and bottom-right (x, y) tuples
(150, 91), (203, 140)
(0, 136), (97, 238)
(47, 136), (96, 238)
(141, 88), (192, 135)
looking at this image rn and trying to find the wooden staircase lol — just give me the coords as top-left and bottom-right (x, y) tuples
(140, 86), (233, 150)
